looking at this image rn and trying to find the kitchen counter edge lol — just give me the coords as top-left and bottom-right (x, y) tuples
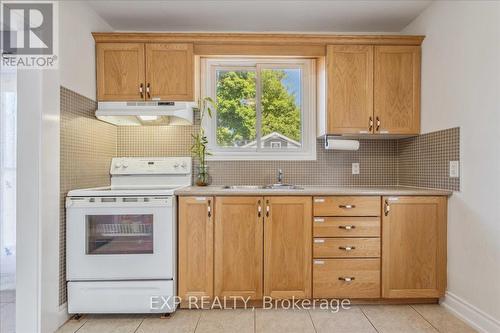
(174, 186), (453, 196)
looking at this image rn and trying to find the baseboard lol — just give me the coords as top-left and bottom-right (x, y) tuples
(56, 303), (70, 329)
(441, 291), (500, 333)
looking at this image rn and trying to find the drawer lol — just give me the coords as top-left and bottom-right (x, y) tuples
(313, 196), (380, 217)
(313, 259), (380, 298)
(313, 217), (380, 237)
(313, 238), (380, 258)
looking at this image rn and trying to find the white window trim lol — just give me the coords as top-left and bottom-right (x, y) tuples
(200, 57), (316, 161)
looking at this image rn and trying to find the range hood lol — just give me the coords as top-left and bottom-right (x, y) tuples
(95, 101), (196, 126)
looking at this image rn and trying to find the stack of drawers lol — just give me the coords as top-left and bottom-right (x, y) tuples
(312, 196), (381, 298)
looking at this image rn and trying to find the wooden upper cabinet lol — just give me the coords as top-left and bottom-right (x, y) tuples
(97, 43), (145, 101)
(145, 43), (194, 101)
(264, 196), (312, 299)
(374, 46), (421, 134)
(382, 196), (447, 298)
(214, 197), (263, 300)
(327, 45), (374, 134)
(178, 197), (214, 301)
(96, 42), (194, 101)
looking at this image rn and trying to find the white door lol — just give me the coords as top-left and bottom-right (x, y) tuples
(66, 196), (174, 280)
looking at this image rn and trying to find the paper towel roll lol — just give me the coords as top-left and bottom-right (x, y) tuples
(325, 138), (360, 151)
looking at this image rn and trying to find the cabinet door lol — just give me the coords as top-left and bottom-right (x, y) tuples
(327, 45), (374, 134)
(264, 196), (312, 298)
(145, 43), (194, 101)
(382, 196), (447, 298)
(178, 197), (213, 301)
(374, 46), (421, 134)
(215, 197), (263, 299)
(96, 43), (145, 101)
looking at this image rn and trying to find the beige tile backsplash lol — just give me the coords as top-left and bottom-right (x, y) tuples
(399, 127), (460, 191)
(60, 87), (117, 305)
(116, 125), (459, 190)
(60, 85), (460, 305)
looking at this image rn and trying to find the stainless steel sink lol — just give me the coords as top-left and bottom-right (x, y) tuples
(264, 184), (303, 190)
(222, 185), (267, 190)
(222, 184), (303, 190)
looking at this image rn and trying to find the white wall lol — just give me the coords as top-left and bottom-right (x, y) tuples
(59, 1), (112, 100)
(403, 1), (500, 331)
(15, 2), (112, 333)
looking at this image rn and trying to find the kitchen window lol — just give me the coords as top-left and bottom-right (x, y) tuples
(201, 58), (316, 160)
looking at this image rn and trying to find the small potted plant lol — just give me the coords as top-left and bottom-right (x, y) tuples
(191, 97), (215, 186)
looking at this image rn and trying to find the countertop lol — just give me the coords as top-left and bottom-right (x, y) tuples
(174, 185), (452, 196)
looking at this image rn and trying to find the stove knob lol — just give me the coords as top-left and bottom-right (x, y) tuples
(181, 161), (188, 168)
(122, 162), (129, 168)
(174, 162), (180, 168)
(114, 162), (122, 168)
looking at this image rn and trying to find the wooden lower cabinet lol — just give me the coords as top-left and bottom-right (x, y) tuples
(178, 196), (214, 301)
(313, 196), (380, 217)
(313, 259), (380, 298)
(313, 238), (380, 258)
(264, 196), (312, 299)
(214, 197), (263, 299)
(313, 216), (380, 238)
(382, 196), (447, 298)
(178, 194), (447, 303)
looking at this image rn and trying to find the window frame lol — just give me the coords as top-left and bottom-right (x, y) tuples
(201, 57), (316, 161)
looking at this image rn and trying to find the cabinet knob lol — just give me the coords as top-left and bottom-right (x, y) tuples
(376, 117), (381, 131)
(338, 225), (356, 230)
(369, 116), (373, 131)
(339, 204), (355, 209)
(339, 246), (356, 251)
(139, 83), (144, 98)
(258, 200), (262, 218)
(338, 276), (355, 282)
(146, 83), (151, 99)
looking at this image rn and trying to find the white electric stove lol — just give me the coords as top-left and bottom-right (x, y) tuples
(66, 157), (191, 314)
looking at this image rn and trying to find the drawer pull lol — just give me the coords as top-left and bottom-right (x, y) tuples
(339, 246), (356, 251)
(339, 204), (356, 209)
(314, 260), (324, 265)
(314, 218), (325, 223)
(314, 198), (325, 203)
(314, 239), (325, 243)
(338, 225), (356, 230)
(338, 276), (355, 282)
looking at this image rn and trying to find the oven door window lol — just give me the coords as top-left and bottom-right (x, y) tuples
(86, 215), (154, 254)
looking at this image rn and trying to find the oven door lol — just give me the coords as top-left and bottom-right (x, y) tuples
(66, 196), (175, 281)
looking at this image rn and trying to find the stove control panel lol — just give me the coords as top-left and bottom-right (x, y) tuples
(110, 157), (192, 175)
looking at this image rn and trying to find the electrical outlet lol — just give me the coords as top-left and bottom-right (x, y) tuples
(352, 163), (360, 175)
(449, 161), (459, 178)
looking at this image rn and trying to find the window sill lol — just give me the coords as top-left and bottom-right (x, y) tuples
(206, 150), (317, 161)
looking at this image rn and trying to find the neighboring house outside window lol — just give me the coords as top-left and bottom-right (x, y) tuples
(201, 58), (316, 160)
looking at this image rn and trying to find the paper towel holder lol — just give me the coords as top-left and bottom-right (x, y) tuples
(324, 135), (360, 151)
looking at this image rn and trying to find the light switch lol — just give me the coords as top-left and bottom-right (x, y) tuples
(352, 163), (360, 175)
(449, 161), (459, 178)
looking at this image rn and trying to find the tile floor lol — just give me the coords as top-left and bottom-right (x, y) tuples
(56, 304), (477, 333)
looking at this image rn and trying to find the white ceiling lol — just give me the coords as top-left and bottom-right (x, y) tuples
(86, 0), (432, 32)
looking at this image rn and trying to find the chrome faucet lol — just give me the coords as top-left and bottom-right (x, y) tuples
(277, 169), (283, 184)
